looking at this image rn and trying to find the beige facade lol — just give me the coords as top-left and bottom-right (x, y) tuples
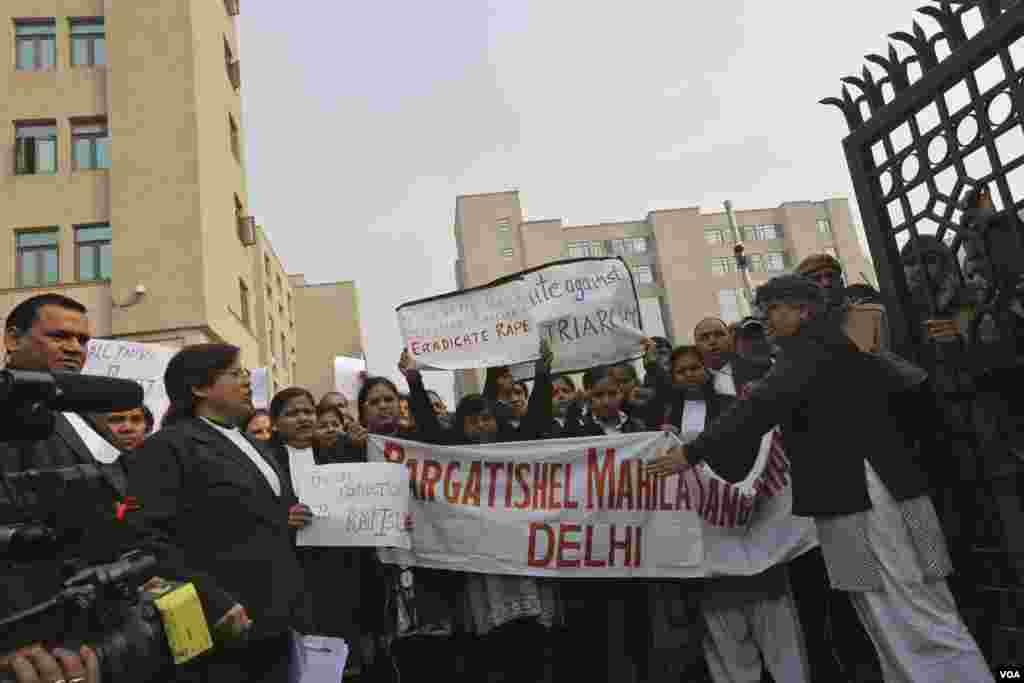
(1, 1), (363, 397)
(454, 191), (875, 395)
(290, 277), (363, 402)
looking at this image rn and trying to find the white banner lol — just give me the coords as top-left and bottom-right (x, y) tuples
(295, 463), (412, 549)
(368, 432), (816, 578)
(84, 339), (177, 427)
(397, 257), (644, 378)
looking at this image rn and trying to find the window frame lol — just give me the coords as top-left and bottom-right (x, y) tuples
(74, 223), (111, 282)
(71, 118), (110, 171)
(15, 20), (56, 71)
(16, 228), (60, 288)
(14, 121), (58, 175)
(69, 18), (105, 67)
(632, 264), (655, 285)
(764, 251), (786, 272)
(710, 256), (736, 275)
(501, 247), (514, 258)
(816, 218), (833, 238)
(742, 224), (782, 241)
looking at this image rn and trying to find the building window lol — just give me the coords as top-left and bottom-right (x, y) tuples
(71, 119), (110, 170)
(610, 237), (649, 255)
(764, 251), (786, 272)
(705, 229), (729, 245)
(742, 224), (782, 241)
(718, 289), (742, 323)
(631, 265), (655, 285)
(15, 20), (56, 71)
(566, 240), (605, 258)
(15, 122), (57, 175)
(228, 113), (240, 162)
(75, 223), (111, 281)
(816, 219), (833, 238)
(710, 256), (736, 275)
(70, 18), (105, 67)
(497, 217), (511, 232)
(239, 279), (250, 327)
(501, 247), (514, 258)
(16, 229), (59, 287)
(747, 253), (764, 272)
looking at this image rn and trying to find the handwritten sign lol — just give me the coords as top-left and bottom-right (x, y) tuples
(295, 463), (412, 549)
(397, 257), (644, 378)
(84, 339), (177, 427)
(397, 278), (539, 371)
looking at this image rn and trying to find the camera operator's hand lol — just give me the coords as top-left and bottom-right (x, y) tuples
(1, 644), (99, 683)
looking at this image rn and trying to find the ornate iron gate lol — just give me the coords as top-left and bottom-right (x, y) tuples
(825, 0), (1024, 667)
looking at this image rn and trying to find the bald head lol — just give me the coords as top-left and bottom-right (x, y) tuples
(693, 317), (734, 370)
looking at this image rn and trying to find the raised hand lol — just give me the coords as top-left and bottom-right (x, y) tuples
(398, 349), (418, 377)
(645, 444), (692, 478)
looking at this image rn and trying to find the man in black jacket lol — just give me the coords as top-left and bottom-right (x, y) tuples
(0, 295), (240, 683)
(649, 275), (993, 682)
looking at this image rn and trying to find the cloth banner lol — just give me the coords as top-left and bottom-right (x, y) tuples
(295, 463), (412, 549)
(84, 339), (177, 427)
(397, 257), (644, 379)
(368, 432), (816, 578)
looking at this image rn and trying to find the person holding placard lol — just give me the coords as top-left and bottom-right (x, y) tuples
(266, 387), (368, 680)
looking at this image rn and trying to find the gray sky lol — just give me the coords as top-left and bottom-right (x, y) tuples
(238, 0), (969, 404)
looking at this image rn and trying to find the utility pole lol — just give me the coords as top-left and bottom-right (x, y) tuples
(724, 200), (754, 318)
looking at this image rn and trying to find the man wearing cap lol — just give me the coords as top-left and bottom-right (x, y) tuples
(649, 274), (993, 682)
(796, 253), (889, 353)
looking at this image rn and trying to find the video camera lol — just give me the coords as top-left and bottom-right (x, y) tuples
(0, 370), (182, 682)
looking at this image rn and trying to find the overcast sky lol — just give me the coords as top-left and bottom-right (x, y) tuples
(237, 0), (973, 404)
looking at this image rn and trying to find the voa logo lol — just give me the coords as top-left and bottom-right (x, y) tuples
(999, 669), (1021, 679)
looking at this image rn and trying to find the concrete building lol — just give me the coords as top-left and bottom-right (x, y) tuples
(1, 0), (362, 397)
(454, 190), (874, 394)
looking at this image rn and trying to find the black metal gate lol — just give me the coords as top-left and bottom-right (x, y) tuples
(824, 0), (1024, 668)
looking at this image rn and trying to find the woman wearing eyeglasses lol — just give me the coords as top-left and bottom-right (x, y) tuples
(126, 344), (312, 682)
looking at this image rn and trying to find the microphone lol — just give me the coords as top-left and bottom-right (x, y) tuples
(0, 369), (145, 413)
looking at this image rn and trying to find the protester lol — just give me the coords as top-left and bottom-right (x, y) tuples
(796, 252), (889, 353)
(648, 274), (994, 682)
(245, 408), (273, 441)
(313, 403), (346, 450)
(127, 344), (312, 682)
(94, 405), (152, 453)
(319, 391), (349, 415)
(267, 387), (367, 678)
(426, 389), (453, 431)
(546, 374), (585, 437)
(643, 338), (811, 683)
(347, 374), (461, 681)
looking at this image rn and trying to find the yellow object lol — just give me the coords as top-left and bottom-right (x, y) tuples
(151, 582), (214, 664)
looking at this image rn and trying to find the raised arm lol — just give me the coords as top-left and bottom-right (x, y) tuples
(399, 349), (449, 445)
(520, 340), (554, 440)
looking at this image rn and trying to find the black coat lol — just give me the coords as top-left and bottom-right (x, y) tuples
(0, 414), (236, 638)
(126, 418), (310, 641)
(687, 317), (935, 517)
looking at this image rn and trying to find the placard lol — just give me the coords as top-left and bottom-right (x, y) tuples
(83, 339), (177, 427)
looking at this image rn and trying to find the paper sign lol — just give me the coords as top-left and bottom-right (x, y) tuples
(295, 463), (412, 548)
(397, 278), (539, 371)
(333, 356), (367, 403)
(250, 367), (270, 410)
(397, 257), (645, 379)
(83, 339), (177, 427)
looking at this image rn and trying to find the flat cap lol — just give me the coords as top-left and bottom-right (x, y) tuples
(754, 274), (825, 308)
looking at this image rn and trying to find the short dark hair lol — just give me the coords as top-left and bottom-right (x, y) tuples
(6, 293), (87, 334)
(162, 344), (240, 427)
(454, 394), (496, 439)
(670, 345), (703, 367)
(357, 376), (400, 424)
(319, 391), (348, 407)
(270, 387), (316, 420)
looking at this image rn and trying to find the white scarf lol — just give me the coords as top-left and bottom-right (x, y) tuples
(285, 444), (316, 495)
(201, 418), (282, 497)
(64, 412), (122, 464)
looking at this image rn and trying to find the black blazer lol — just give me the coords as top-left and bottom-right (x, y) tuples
(687, 318), (934, 517)
(126, 417), (310, 639)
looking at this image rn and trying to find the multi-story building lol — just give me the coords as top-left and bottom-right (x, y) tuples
(1, 1), (362, 398)
(453, 190), (874, 395)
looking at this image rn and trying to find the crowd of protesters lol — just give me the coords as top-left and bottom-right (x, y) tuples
(1, 249), (999, 683)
